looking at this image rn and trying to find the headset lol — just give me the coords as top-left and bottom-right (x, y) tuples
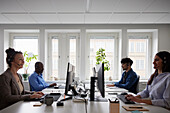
(163, 57), (167, 64)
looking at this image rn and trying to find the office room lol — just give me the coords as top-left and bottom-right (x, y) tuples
(0, 0), (170, 113)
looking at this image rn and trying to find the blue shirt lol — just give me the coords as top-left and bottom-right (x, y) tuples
(29, 72), (49, 91)
(138, 72), (170, 109)
(114, 68), (137, 93)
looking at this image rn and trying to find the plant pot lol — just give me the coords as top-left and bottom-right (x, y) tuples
(22, 74), (29, 81)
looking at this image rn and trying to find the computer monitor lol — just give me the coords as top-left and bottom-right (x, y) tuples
(96, 63), (105, 97)
(64, 62), (77, 96)
(90, 63), (107, 102)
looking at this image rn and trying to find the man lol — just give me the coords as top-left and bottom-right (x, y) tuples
(29, 62), (56, 91)
(107, 58), (138, 94)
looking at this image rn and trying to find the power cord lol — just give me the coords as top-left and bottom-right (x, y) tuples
(84, 98), (87, 113)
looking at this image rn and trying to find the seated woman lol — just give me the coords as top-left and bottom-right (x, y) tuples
(126, 51), (170, 109)
(0, 48), (44, 110)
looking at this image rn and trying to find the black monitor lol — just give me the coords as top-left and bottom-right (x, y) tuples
(64, 62), (77, 96)
(90, 63), (107, 102)
(96, 63), (105, 97)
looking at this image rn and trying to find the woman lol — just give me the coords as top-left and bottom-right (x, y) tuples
(126, 51), (170, 109)
(0, 48), (44, 110)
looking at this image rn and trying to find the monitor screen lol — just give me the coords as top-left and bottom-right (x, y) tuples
(96, 63), (105, 98)
(90, 63), (107, 101)
(64, 62), (75, 95)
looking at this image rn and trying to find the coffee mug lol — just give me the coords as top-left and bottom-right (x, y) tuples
(45, 97), (54, 106)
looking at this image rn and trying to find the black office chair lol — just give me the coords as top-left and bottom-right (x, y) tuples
(129, 75), (140, 94)
(134, 75), (140, 94)
(28, 76), (32, 91)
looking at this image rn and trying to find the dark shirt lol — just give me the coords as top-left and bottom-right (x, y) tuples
(114, 68), (138, 93)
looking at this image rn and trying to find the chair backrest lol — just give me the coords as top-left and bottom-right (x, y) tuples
(132, 75), (140, 94)
(28, 76), (32, 91)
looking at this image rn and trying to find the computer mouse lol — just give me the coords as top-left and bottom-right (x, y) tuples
(120, 92), (128, 95)
(57, 101), (64, 106)
(54, 86), (59, 89)
(80, 93), (87, 98)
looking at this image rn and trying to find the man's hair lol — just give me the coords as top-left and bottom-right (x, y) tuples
(121, 58), (133, 66)
(35, 62), (43, 69)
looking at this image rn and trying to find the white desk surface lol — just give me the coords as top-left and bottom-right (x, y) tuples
(42, 86), (128, 93)
(119, 100), (170, 113)
(1, 87), (169, 113)
(0, 100), (109, 113)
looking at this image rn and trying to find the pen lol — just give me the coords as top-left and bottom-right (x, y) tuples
(129, 106), (143, 109)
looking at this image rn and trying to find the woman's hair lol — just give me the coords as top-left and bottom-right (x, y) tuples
(147, 51), (170, 85)
(5, 48), (22, 67)
(156, 51), (170, 72)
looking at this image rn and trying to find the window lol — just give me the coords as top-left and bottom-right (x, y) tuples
(51, 37), (59, 80)
(48, 33), (79, 80)
(136, 60), (144, 70)
(136, 42), (145, 52)
(129, 42), (134, 52)
(11, 34), (39, 74)
(128, 33), (152, 80)
(87, 32), (119, 80)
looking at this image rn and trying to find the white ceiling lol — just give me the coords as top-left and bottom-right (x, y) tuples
(0, 0), (170, 24)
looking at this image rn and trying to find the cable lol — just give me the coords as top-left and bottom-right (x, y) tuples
(84, 98), (87, 113)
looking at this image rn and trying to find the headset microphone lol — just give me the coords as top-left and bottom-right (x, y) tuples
(14, 62), (21, 66)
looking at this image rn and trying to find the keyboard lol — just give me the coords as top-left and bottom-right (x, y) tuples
(27, 93), (61, 102)
(117, 95), (135, 104)
(54, 85), (65, 89)
(43, 93), (61, 101)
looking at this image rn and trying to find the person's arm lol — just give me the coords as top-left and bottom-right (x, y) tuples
(29, 75), (48, 91)
(0, 75), (30, 105)
(49, 83), (57, 87)
(126, 94), (152, 105)
(114, 73), (136, 89)
(151, 76), (170, 109)
(114, 73), (125, 86)
(107, 84), (115, 87)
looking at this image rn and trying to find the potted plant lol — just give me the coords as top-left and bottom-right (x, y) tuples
(96, 48), (110, 71)
(22, 51), (38, 81)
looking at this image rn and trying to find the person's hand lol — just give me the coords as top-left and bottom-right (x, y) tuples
(50, 83), (57, 87)
(107, 84), (115, 87)
(30, 94), (43, 99)
(34, 91), (44, 96)
(126, 94), (142, 103)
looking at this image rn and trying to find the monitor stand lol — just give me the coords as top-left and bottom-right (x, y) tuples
(89, 77), (108, 102)
(92, 97), (108, 102)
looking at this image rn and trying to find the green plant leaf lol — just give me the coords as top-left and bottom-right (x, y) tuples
(95, 48), (110, 71)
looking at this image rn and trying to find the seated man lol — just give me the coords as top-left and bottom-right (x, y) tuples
(107, 58), (138, 93)
(29, 62), (56, 91)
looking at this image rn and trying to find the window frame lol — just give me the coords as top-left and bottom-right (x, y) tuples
(86, 32), (119, 80)
(127, 32), (152, 80)
(48, 33), (80, 80)
(9, 33), (39, 74)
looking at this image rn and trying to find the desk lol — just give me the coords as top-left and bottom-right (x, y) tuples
(105, 87), (128, 92)
(0, 100), (109, 113)
(119, 98), (170, 113)
(42, 86), (128, 94)
(1, 87), (169, 113)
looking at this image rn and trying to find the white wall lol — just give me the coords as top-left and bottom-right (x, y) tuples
(0, 24), (170, 80)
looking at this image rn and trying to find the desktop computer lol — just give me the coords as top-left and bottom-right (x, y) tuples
(90, 63), (107, 102)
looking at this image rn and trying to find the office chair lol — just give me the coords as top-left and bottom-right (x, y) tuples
(129, 75), (140, 94)
(133, 75), (140, 94)
(28, 76), (32, 91)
